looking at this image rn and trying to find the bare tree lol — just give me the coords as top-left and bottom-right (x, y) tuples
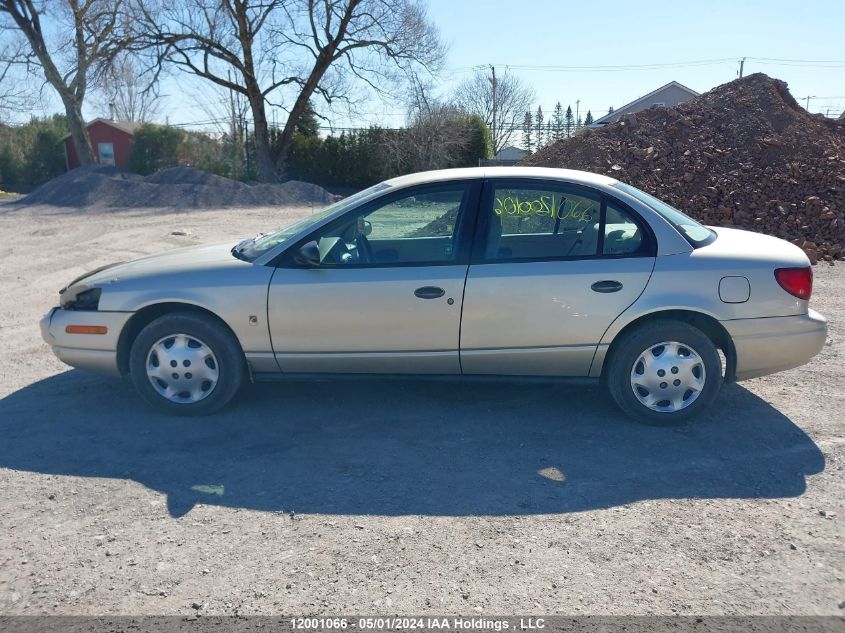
(188, 81), (251, 178)
(0, 39), (35, 117)
(134, 0), (292, 181)
(453, 67), (534, 155)
(95, 53), (161, 121)
(401, 104), (470, 173)
(394, 80), (467, 172)
(191, 81), (250, 143)
(0, 0), (136, 165)
(135, 0), (444, 182)
(271, 0), (445, 175)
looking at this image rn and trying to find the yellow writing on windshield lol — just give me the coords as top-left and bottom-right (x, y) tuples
(494, 193), (595, 222)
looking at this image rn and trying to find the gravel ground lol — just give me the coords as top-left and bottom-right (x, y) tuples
(0, 201), (842, 616)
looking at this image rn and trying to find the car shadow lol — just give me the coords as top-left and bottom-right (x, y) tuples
(0, 370), (825, 517)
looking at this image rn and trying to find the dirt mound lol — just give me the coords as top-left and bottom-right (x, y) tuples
(144, 165), (239, 188)
(522, 73), (845, 262)
(18, 165), (334, 210)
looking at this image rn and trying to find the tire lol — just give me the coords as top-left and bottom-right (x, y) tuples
(606, 320), (722, 425)
(129, 312), (246, 416)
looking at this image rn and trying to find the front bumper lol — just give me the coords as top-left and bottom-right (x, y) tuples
(723, 309), (828, 381)
(40, 307), (133, 376)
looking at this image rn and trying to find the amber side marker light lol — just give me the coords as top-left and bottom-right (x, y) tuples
(65, 325), (108, 335)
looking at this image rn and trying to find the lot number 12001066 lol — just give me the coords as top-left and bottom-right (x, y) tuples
(290, 617), (349, 629)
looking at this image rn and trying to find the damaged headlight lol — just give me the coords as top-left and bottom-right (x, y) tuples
(62, 287), (102, 311)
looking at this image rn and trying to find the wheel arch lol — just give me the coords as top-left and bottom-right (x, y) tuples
(116, 302), (241, 376)
(600, 309), (737, 383)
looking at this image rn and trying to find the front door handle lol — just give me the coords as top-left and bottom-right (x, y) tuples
(591, 280), (623, 293)
(414, 286), (446, 299)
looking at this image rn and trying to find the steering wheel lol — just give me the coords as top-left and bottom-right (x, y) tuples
(355, 233), (375, 263)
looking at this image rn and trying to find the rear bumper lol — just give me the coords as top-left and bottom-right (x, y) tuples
(723, 309), (828, 381)
(40, 307), (133, 376)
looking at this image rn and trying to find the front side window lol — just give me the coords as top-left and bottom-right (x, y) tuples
(238, 182), (391, 261)
(302, 184), (470, 266)
(484, 185), (602, 260)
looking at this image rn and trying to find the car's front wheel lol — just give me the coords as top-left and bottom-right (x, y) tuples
(129, 312), (245, 415)
(606, 320), (722, 425)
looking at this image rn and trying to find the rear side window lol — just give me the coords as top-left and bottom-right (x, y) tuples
(614, 182), (715, 247)
(603, 202), (644, 255)
(485, 186), (602, 260)
(478, 181), (652, 262)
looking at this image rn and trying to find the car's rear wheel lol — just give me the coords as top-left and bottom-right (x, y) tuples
(129, 312), (245, 415)
(606, 320), (722, 425)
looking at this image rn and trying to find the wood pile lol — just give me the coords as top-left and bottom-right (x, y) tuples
(522, 73), (845, 263)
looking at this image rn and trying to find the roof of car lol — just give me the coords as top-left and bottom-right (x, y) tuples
(385, 167), (619, 188)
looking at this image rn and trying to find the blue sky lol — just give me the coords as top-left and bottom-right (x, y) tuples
(16, 0), (845, 129)
(419, 0), (845, 121)
(267, 0), (843, 131)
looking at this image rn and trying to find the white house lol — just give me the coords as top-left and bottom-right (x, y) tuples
(495, 145), (528, 162)
(592, 81), (700, 126)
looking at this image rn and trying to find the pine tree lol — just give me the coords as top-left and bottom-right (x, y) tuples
(584, 110), (594, 126)
(607, 105), (614, 115)
(564, 105), (574, 138)
(552, 101), (564, 141)
(521, 110), (534, 153)
(295, 100), (320, 137)
(546, 120), (553, 145)
(535, 106), (544, 149)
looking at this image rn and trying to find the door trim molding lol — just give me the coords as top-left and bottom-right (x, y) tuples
(461, 344), (597, 376)
(273, 350), (459, 374)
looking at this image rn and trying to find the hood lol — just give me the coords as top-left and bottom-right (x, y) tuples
(69, 242), (244, 290)
(702, 227), (811, 267)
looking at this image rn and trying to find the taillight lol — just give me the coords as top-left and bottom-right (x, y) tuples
(774, 267), (813, 301)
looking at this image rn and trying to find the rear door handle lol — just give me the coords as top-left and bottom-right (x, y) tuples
(414, 286), (446, 299)
(591, 280), (623, 293)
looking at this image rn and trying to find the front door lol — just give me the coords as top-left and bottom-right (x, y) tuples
(268, 181), (480, 374)
(460, 179), (656, 375)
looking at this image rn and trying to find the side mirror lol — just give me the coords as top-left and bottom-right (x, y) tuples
(293, 240), (320, 267)
(362, 220), (373, 236)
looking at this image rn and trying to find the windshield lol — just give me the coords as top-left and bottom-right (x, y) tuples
(236, 182), (392, 261)
(614, 182), (716, 247)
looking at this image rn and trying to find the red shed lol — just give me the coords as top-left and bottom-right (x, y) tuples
(64, 118), (141, 170)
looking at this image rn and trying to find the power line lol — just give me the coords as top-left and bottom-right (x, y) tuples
(500, 60), (736, 72)
(745, 56), (845, 64)
(445, 56), (845, 73)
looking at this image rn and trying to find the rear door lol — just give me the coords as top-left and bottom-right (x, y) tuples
(460, 178), (656, 375)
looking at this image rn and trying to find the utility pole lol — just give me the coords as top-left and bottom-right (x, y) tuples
(228, 70), (238, 141)
(804, 95), (815, 111)
(738, 57), (745, 78)
(244, 120), (250, 176)
(489, 65), (497, 154)
(576, 99), (580, 127)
